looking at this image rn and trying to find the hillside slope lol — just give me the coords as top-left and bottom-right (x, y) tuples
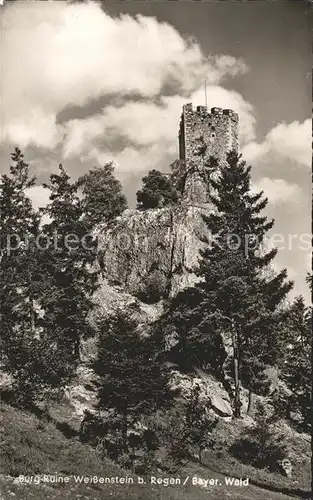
(0, 403), (310, 500)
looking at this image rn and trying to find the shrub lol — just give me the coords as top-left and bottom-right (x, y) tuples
(136, 170), (179, 210)
(162, 387), (218, 469)
(230, 402), (288, 471)
(78, 164), (127, 227)
(80, 410), (160, 473)
(137, 270), (168, 303)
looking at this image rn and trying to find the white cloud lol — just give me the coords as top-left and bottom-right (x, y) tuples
(271, 259), (297, 280)
(63, 99), (179, 159)
(242, 119), (311, 167)
(190, 86), (256, 144)
(2, 1), (249, 150)
(4, 110), (63, 150)
(87, 144), (175, 179)
(305, 251), (312, 272)
(62, 87), (255, 178)
(26, 186), (51, 210)
(252, 177), (301, 205)
(202, 54), (248, 84)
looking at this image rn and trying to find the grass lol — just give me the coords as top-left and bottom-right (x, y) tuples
(0, 402), (220, 500)
(200, 417), (311, 498)
(0, 402), (310, 500)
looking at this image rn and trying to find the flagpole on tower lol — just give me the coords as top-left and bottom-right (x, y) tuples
(204, 80), (208, 108)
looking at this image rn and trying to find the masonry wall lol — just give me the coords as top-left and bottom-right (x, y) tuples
(178, 103), (239, 204)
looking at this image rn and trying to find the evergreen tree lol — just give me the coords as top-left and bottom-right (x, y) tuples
(78, 163), (127, 228)
(184, 384), (218, 463)
(41, 165), (99, 362)
(159, 287), (227, 375)
(0, 149), (39, 398)
(93, 308), (174, 455)
(0, 150), (73, 406)
(280, 295), (311, 428)
(0, 149), (37, 340)
(199, 152), (292, 415)
(161, 152), (293, 417)
(201, 152), (292, 414)
(137, 169), (179, 210)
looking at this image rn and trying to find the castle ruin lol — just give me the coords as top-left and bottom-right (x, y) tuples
(99, 103), (240, 298)
(178, 104), (239, 204)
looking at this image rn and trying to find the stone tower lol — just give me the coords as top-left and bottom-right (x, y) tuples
(178, 103), (239, 204)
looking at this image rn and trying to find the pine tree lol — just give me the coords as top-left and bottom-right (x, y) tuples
(41, 165), (99, 362)
(0, 149), (37, 340)
(160, 287), (227, 375)
(93, 308), (174, 455)
(137, 169), (179, 210)
(184, 384), (218, 463)
(202, 152), (293, 415)
(200, 153), (293, 416)
(280, 295), (311, 428)
(161, 152), (293, 417)
(78, 163), (127, 229)
(0, 149), (39, 399)
(0, 150), (73, 406)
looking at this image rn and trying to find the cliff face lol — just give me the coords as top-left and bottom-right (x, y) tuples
(82, 203), (214, 372)
(97, 204), (212, 300)
(96, 103), (239, 300)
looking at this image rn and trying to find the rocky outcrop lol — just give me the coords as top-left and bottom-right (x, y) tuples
(170, 369), (233, 419)
(66, 365), (233, 420)
(90, 276), (164, 326)
(97, 204), (212, 300)
(83, 202), (213, 366)
(277, 458), (293, 478)
(65, 365), (99, 416)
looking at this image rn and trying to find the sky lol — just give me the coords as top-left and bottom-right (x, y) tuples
(0, 0), (311, 301)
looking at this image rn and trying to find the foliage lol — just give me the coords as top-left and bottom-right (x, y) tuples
(0, 148), (37, 350)
(0, 403), (165, 500)
(136, 169), (179, 209)
(90, 308), (175, 469)
(0, 150), (73, 406)
(184, 384), (218, 463)
(158, 287), (227, 374)
(81, 413), (160, 473)
(163, 403), (190, 469)
(279, 295), (312, 429)
(196, 152), (292, 389)
(78, 163), (127, 228)
(0, 149), (38, 349)
(137, 270), (168, 303)
(305, 271), (312, 292)
(162, 387), (217, 468)
(156, 152), (293, 416)
(229, 402), (288, 471)
(41, 164), (99, 361)
(94, 308), (173, 418)
(2, 402), (310, 500)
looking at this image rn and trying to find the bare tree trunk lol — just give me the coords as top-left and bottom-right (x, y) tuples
(247, 389), (254, 416)
(74, 339), (80, 360)
(30, 298), (35, 335)
(28, 270), (36, 336)
(232, 320), (241, 418)
(121, 400), (128, 453)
